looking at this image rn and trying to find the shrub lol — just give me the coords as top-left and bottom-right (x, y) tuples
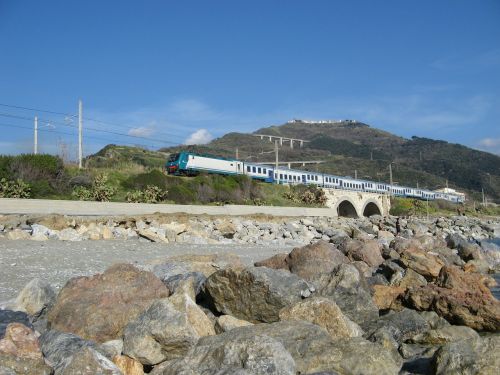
(0, 178), (31, 198)
(72, 173), (116, 202)
(126, 185), (168, 203)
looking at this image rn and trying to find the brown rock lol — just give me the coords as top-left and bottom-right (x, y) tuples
(372, 285), (405, 310)
(0, 323), (42, 360)
(151, 253), (244, 277)
(437, 265), (496, 293)
(215, 315), (253, 333)
(285, 240), (348, 281)
(169, 293), (216, 337)
(405, 274), (500, 331)
(254, 253), (289, 270)
(400, 247), (445, 278)
(279, 297), (363, 339)
(48, 263), (170, 342)
(0, 353), (52, 375)
(340, 239), (384, 268)
(396, 268), (428, 289)
(113, 355), (144, 375)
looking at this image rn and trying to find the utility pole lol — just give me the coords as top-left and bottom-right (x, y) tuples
(274, 140), (279, 184)
(482, 188), (485, 205)
(235, 147), (239, 159)
(419, 151), (422, 161)
(389, 163), (393, 185)
(78, 99), (83, 169)
(370, 151), (373, 161)
(34, 116), (38, 155)
(354, 170), (357, 179)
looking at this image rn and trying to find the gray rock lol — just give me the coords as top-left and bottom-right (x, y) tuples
(0, 310), (32, 338)
(122, 298), (199, 365)
(13, 278), (56, 318)
(433, 336), (500, 375)
(57, 228), (81, 241)
(204, 266), (313, 323)
(98, 339), (123, 359)
(58, 347), (122, 375)
(163, 272), (206, 297)
(151, 332), (296, 375)
(365, 309), (430, 344)
(410, 325), (479, 345)
(313, 264), (379, 326)
(39, 330), (96, 372)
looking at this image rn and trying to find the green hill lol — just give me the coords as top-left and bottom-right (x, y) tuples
(88, 120), (500, 203)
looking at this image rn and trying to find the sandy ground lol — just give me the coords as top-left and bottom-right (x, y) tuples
(0, 239), (291, 306)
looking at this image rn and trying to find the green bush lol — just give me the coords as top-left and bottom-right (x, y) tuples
(0, 178), (31, 198)
(72, 173), (116, 202)
(0, 154), (66, 197)
(125, 185), (168, 203)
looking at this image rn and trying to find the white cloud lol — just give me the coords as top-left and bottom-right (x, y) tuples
(184, 129), (214, 145)
(128, 126), (155, 137)
(478, 138), (500, 148)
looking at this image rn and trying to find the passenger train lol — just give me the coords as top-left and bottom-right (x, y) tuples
(166, 151), (465, 203)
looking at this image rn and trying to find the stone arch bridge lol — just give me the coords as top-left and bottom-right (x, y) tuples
(322, 189), (391, 218)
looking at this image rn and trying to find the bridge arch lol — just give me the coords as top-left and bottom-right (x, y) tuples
(362, 200), (382, 217)
(336, 198), (359, 218)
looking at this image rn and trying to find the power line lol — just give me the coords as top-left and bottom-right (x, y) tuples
(0, 112), (181, 145)
(0, 102), (188, 141)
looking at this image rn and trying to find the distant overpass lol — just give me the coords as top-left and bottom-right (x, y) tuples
(253, 134), (310, 149)
(253, 160), (325, 168)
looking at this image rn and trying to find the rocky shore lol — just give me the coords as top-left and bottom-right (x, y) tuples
(0, 213), (499, 374)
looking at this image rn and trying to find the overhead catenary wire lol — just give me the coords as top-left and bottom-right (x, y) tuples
(0, 102), (191, 142)
(0, 122), (168, 149)
(0, 112), (182, 146)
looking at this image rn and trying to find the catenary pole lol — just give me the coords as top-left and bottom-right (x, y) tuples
(78, 99), (83, 169)
(275, 140), (279, 184)
(34, 116), (38, 154)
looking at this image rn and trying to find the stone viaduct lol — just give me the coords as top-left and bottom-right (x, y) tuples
(322, 189), (391, 217)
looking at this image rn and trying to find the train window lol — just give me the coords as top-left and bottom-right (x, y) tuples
(315, 176), (318, 181)
(263, 168), (266, 174)
(258, 167), (261, 173)
(247, 166), (251, 172)
(168, 153), (180, 162)
(252, 167), (256, 173)
(280, 174), (283, 179)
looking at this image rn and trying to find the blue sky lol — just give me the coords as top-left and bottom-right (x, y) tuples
(1, 0), (499, 158)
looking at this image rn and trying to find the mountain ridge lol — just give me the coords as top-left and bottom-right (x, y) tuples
(87, 120), (499, 202)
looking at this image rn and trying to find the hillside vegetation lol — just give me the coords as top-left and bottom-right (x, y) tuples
(159, 120), (500, 203)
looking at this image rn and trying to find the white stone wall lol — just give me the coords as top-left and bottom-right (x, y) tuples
(322, 188), (391, 217)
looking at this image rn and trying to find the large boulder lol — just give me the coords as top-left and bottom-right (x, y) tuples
(154, 321), (401, 375)
(279, 297), (363, 339)
(365, 308), (430, 345)
(13, 278), (56, 318)
(39, 330), (96, 372)
(150, 332), (296, 375)
(203, 266), (313, 323)
(405, 266), (500, 331)
(112, 355), (144, 375)
(47, 263), (170, 342)
(433, 336), (500, 375)
(410, 325), (480, 345)
(123, 296), (213, 366)
(285, 241), (348, 280)
(313, 264), (379, 326)
(399, 247), (445, 278)
(339, 239), (384, 268)
(254, 253), (289, 270)
(58, 347), (122, 375)
(0, 353), (52, 375)
(0, 323), (42, 360)
(0, 311), (31, 338)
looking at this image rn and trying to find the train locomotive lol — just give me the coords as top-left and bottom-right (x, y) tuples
(166, 151), (465, 203)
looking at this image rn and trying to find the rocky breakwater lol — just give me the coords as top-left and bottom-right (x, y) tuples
(1, 216), (500, 375)
(0, 213), (499, 251)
